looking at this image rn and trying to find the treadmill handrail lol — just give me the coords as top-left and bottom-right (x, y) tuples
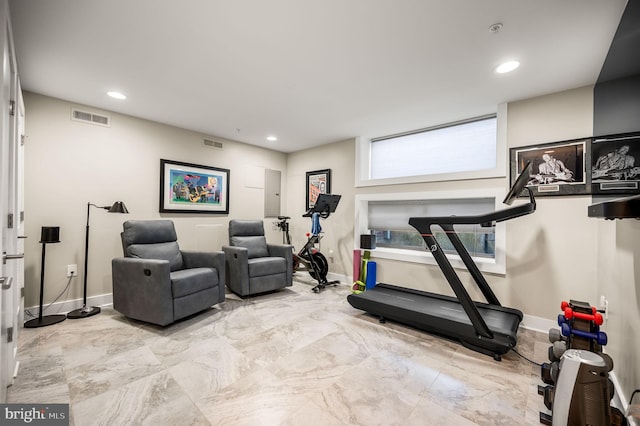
(409, 198), (535, 228)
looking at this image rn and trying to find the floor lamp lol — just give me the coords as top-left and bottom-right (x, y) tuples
(25, 227), (67, 328)
(67, 201), (129, 319)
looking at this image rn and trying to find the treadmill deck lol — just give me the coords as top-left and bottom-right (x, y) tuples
(347, 283), (523, 357)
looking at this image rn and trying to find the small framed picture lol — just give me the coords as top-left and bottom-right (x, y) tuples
(510, 138), (590, 197)
(305, 169), (331, 210)
(160, 159), (230, 214)
(590, 133), (640, 195)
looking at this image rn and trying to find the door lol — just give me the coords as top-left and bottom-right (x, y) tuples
(264, 169), (281, 218)
(1, 6), (23, 402)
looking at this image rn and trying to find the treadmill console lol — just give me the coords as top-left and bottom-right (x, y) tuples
(503, 161), (533, 205)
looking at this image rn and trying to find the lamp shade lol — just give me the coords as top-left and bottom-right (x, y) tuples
(108, 201), (129, 213)
(40, 226), (60, 244)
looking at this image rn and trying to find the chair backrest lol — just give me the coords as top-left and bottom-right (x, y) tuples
(121, 220), (184, 271)
(228, 220), (269, 259)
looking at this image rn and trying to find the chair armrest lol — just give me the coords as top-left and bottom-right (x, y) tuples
(111, 257), (173, 326)
(267, 243), (293, 259)
(221, 245), (250, 295)
(182, 250), (225, 296)
(182, 250), (224, 272)
(267, 244), (293, 286)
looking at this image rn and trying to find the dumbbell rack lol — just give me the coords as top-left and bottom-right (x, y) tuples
(537, 299), (625, 426)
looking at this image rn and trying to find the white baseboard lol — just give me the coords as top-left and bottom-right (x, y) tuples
(25, 293), (113, 317)
(520, 313), (557, 334)
(327, 272), (349, 283)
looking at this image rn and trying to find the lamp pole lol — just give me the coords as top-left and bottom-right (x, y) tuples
(67, 201), (128, 319)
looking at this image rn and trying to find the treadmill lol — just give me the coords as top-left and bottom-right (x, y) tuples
(347, 162), (536, 360)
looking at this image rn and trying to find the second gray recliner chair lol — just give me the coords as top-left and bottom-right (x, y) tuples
(222, 220), (293, 297)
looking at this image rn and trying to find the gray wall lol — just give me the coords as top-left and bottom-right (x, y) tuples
(594, 75), (640, 136)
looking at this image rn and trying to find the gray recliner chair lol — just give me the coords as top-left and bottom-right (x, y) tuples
(222, 220), (293, 297)
(112, 220), (225, 326)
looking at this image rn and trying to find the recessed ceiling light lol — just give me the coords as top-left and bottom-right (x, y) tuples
(496, 61), (520, 74)
(107, 91), (127, 100)
(266, 136), (277, 142)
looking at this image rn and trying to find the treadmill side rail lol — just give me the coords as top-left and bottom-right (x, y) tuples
(410, 221), (494, 339)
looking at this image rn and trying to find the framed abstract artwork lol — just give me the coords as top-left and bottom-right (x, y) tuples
(160, 159), (230, 213)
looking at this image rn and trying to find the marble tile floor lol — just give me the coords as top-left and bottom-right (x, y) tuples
(8, 277), (551, 426)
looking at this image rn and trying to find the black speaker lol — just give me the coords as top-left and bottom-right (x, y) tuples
(360, 234), (376, 250)
(40, 226), (60, 244)
(25, 226), (65, 328)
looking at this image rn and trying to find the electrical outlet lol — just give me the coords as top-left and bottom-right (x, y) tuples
(599, 295), (609, 320)
(67, 264), (77, 277)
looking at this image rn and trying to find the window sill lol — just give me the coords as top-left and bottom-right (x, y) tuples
(363, 246), (506, 276)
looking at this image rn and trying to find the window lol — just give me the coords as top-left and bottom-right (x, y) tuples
(355, 106), (507, 187)
(355, 189), (507, 275)
(368, 199), (495, 259)
(371, 116), (497, 180)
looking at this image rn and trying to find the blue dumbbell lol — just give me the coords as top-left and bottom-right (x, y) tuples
(561, 323), (607, 345)
(558, 314), (567, 326)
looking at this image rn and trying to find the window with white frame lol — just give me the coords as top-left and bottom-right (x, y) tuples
(355, 189), (507, 275)
(371, 116), (497, 180)
(355, 107), (507, 187)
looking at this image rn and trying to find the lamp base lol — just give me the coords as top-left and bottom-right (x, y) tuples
(24, 314), (66, 328)
(67, 306), (101, 319)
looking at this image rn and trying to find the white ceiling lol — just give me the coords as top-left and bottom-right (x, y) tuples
(9, 0), (628, 153)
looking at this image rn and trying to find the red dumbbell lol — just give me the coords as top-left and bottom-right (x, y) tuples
(563, 307), (603, 325)
(560, 301), (596, 314)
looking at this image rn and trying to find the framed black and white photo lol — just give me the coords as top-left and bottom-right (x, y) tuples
(509, 138), (590, 197)
(590, 132), (640, 195)
(160, 159), (230, 214)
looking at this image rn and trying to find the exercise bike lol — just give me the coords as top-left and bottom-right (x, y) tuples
(276, 194), (342, 293)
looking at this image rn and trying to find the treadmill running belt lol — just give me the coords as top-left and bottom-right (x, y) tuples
(348, 283), (522, 358)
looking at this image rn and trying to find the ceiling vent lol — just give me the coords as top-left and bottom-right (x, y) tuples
(71, 108), (111, 127)
(203, 138), (224, 150)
